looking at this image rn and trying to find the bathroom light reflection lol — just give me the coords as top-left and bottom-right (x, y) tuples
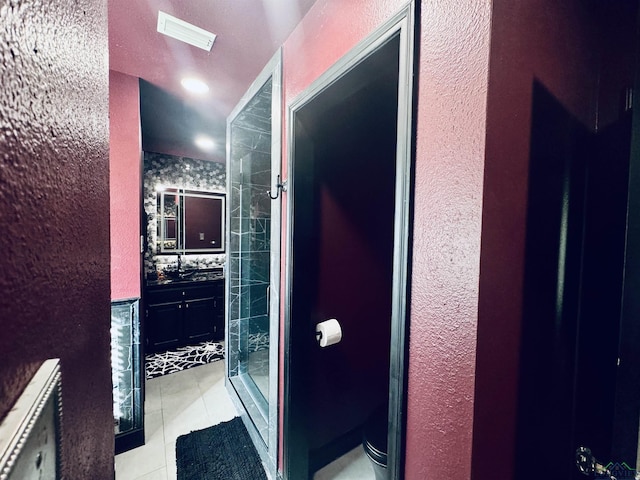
(180, 77), (209, 94)
(195, 134), (215, 151)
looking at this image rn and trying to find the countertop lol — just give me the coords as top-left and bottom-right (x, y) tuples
(146, 269), (224, 287)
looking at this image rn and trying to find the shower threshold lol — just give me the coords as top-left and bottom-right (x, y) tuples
(230, 372), (269, 443)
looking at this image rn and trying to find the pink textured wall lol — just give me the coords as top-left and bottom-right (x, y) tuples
(473, 1), (601, 478)
(0, 1), (114, 478)
(110, 70), (141, 300)
(594, 3), (638, 130)
(406, 1), (491, 478)
(283, 0), (406, 104)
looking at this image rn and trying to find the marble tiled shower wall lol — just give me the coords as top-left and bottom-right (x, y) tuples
(228, 79), (273, 378)
(111, 299), (140, 435)
(143, 152), (226, 278)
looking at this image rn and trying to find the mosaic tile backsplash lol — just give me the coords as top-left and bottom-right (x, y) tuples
(143, 152), (226, 279)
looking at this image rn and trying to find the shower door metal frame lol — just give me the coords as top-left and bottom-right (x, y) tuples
(225, 48), (282, 479)
(283, 4), (416, 479)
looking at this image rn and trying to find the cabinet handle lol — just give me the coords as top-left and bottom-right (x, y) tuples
(182, 291), (186, 296)
(178, 304), (182, 309)
(185, 303), (189, 309)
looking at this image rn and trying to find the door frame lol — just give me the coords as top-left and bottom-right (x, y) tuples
(612, 19), (640, 465)
(283, 3), (416, 478)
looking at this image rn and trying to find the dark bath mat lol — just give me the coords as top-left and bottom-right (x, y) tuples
(176, 417), (267, 480)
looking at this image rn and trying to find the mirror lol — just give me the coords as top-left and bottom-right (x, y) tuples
(157, 187), (225, 253)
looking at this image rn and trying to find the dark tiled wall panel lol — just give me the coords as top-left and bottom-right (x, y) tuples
(0, 1), (113, 478)
(227, 79), (273, 377)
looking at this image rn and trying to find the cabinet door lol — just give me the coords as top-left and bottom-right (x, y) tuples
(213, 295), (225, 341)
(147, 302), (182, 353)
(183, 297), (215, 343)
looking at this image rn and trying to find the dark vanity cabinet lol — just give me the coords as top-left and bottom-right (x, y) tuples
(145, 279), (224, 353)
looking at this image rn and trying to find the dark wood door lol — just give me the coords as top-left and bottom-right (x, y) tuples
(515, 82), (633, 480)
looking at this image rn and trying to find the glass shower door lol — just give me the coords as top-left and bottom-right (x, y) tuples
(226, 50), (281, 475)
(231, 127), (272, 407)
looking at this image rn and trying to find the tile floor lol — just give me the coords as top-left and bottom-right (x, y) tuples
(115, 359), (375, 480)
(314, 446), (375, 480)
(114, 360), (237, 480)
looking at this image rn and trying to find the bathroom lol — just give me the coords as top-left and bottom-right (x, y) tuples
(107, 0), (413, 477)
(109, 0), (640, 477)
(6, 0), (640, 479)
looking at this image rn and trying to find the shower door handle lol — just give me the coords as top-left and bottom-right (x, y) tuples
(266, 286), (270, 318)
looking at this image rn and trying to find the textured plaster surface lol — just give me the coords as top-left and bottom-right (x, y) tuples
(283, 0), (407, 106)
(0, 1), (113, 478)
(405, 1), (491, 478)
(110, 70), (141, 300)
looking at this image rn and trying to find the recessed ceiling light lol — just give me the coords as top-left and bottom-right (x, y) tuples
(195, 135), (215, 152)
(157, 11), (216, 51)
(181, 77), (209, 95)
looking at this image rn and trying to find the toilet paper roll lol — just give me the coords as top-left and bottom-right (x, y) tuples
(316, 318), (342, 348)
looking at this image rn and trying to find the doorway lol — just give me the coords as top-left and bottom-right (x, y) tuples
(515, 81), (633, 479)
(514, 3), (640, 477)
(284, 6), (415, 480)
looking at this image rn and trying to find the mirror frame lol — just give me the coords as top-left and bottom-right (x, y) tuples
(157, 187), (226, 254)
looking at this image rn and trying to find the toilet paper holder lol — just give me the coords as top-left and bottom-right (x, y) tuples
(315, 318), (342, 347)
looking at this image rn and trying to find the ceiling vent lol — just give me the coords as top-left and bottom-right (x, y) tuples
(157, 11), (216, 52)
